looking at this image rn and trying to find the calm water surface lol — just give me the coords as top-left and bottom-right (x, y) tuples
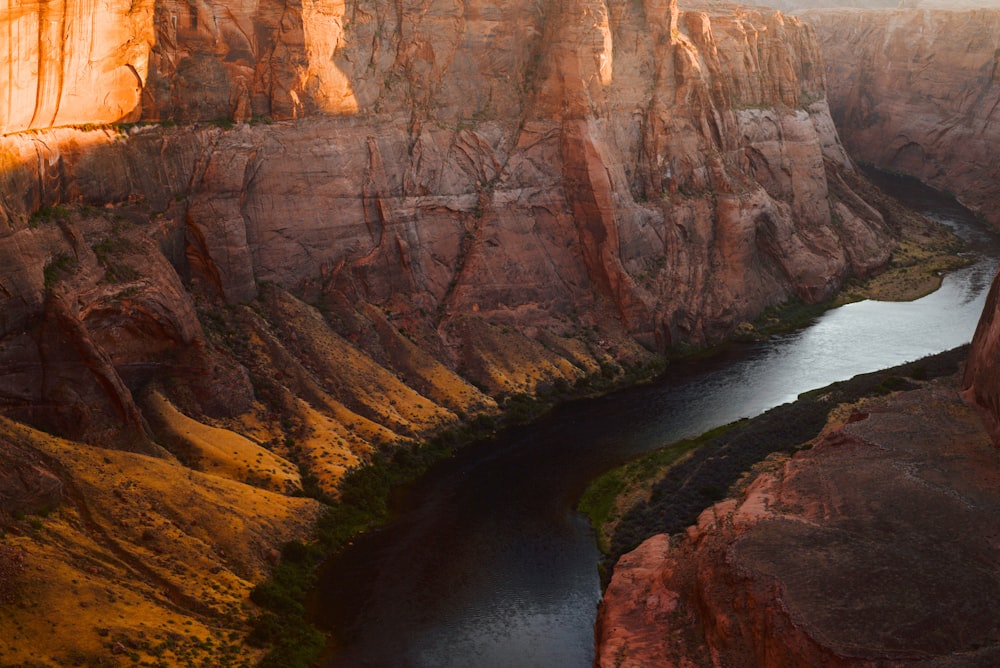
(315, 173), (1000, 667)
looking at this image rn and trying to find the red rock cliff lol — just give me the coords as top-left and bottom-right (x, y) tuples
(964, 268), (1000, 444)
(0, 0), (897, 455)
(806, 8), (1000, 226)
(0, 3), (894, 437)
(596, 386), (1000, 667)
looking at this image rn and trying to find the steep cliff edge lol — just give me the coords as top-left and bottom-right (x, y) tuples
(805, 8), (1000, 226)
(596, 381), (1000, 667)
(0, 0), (904, 664)
(964, 271), (1000, 444)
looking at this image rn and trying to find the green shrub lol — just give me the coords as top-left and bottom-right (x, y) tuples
(43, 253), (77, 288)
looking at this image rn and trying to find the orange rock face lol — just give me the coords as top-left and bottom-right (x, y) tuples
(0, 0), (155, 133)
(596, 385), (1000, 667)
(807, 8), (1000, 226)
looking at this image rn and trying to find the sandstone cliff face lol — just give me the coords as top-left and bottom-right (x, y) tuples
(596, 385), (1000, 667)
(806, 8), (1000, 226)
(0, 0), (900, 480)
(743, 1), (1000, 12)
(0, 0), (155, 132)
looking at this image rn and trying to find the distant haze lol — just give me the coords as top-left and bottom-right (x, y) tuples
(738, 0), (1000, 12)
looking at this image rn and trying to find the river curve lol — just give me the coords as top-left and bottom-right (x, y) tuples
(315, 173), (1000, 668)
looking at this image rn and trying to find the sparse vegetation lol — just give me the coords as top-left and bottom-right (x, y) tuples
(246, 356), (667, 667)
(92, 235), (140, 284)
(579, 421), (737, 553)
(43, 253), (78, 288)
(28, 204), (71, 228)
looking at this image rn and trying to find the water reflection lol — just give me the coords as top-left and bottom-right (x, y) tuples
(317, 174), (1000, 668)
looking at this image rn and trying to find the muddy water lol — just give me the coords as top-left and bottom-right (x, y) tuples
(315, 173), (1000, 667)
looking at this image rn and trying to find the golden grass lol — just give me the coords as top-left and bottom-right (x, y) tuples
(836, 226), (969, 304)
(456, 317), (587, 394)
(146, 391), (301, 493)
(265, 290), (458, 433)
(0, 419), (321, 667)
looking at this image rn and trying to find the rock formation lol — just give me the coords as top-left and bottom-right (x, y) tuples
(0, 1), (896, 447)
(805, 7), (1000, 226)
(0, 0), (155, 133)
(964, 267), (1000, 444)
(596, 385), (1000, 667)
(743, 1), (1000, 13)
(593, 8), (1000, 666)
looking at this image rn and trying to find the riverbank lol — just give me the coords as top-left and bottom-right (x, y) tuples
(594, 356), (1000, 666)
(580, 346), (969, 570)
(250, 358), (668, 668)
(732, 168), (968, 344)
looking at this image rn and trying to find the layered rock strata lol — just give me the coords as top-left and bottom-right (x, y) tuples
(0, 1), (897, 447)
(806, 8), (1000, 226)
(596, 383), (1000, 667)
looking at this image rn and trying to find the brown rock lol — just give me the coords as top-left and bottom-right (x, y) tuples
(964, 267), (1000, 445)
(0, 441), (62, 520)
(6, 2), (894, 342)
(0, 1), (900, 447)
(807, 8), (1000, 226)
(596, 385), (1000, 666)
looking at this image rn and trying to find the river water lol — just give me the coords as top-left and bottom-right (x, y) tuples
(315, 173), (1000, 667)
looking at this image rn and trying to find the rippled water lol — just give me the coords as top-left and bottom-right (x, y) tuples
(315, 173), (1000, 668)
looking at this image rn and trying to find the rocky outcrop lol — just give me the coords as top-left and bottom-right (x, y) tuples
(963, 269), (1000, 445)
(0, 441), (62, 520)
(805, 8), (1000, 226)
(743, 1), (1000, 12)
(596, 384), (1000, 667)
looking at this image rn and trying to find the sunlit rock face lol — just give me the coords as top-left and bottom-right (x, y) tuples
(0, 0), (155, 133)
(1, 0), (893, 356)
(743, 1), (1000, 12)
(0, 0), (897, 492)
(806, 7), (1000, 226)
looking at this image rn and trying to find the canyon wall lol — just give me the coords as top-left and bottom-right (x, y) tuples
(805, 7), (1000, 226)
(0, 0), (904, 664)
(809, 3), (1000, 457)
(0, 0), (897, 451)
(743, 1), (1000, 12)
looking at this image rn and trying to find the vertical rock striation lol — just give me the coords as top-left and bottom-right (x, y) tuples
(0, 0), (155, 132)
(806, 8), (1000, 226)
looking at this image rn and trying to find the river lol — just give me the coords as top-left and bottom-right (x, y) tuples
(315, 172), (1000, 667)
